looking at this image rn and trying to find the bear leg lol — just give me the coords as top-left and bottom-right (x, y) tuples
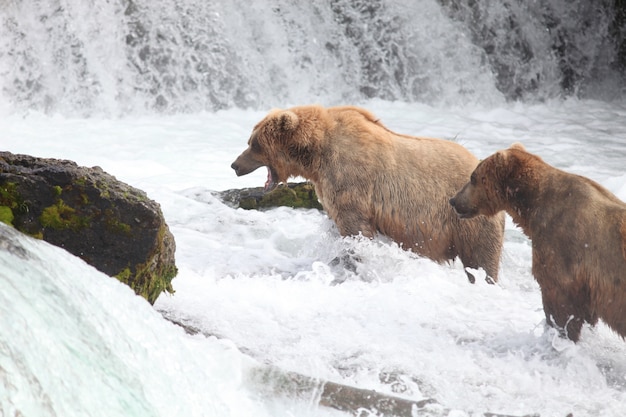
(332, 206), (376, 240)
(540, 284), (585, 342)
(464, 269), (476, 284)
(455, 216), (503, 284)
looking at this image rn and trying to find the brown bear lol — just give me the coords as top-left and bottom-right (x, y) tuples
(450, 143), (626, 341)
(231, 105), (505, 283)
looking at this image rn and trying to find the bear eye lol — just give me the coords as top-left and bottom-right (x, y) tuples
(250, 139), (262, 153)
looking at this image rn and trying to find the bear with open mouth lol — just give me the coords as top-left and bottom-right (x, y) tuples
(232, 105), (505, 283)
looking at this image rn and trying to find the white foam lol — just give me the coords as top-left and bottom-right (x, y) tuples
(2, 99), (626, 415)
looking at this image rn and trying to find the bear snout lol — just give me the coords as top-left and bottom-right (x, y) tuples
(231, 159), (257, 177)
(449, 194), (476, 218)
(231, 152), (264, 177)
(230, 161), (245, 176)
(449, 196), (464, 212)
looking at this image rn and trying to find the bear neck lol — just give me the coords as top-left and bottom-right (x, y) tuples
(291, 145), (322, 181)
(504, 186), (532, 238)
(503, 162), (561, 240)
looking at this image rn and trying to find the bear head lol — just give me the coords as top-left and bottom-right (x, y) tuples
(449, 143), (530, 219)
(231, 107), (322, 192)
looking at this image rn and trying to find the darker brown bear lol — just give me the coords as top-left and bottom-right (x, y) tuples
(450, 143), (626, 341)
(231, 105), (505, 282)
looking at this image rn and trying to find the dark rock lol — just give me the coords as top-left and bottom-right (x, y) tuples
(612, 0), (626, 77)
(164, 315), (541, 417)
(0, 151), (177, 304)
(251, 363), (540, 417)
(217, 182), (323, 210)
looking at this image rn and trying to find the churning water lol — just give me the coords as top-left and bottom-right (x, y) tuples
(1, 1), (626, 416)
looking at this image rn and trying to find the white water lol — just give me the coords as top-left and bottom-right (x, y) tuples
(2, 99), (626, 416)
(1, 0), (626, 415)
(0, 0), (622, 115)
(0, 225), (263, 417)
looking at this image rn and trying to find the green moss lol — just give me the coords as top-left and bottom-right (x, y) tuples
(116, 221), (131, 234)
(254, 183), (323, 210)
(113, 223), (177, 304)
(40, 200), (72, 229)
(75, 177), (87, 187)
(291, 183), (323, 209)
(115, 258), (177, 304)
(0, 206), (14, 226)
(138, 262), (177, 304)
(40, 200), (89, 231)
(103, 208), (132, 235)
(122, 189), (150, 205)
(260, 187), (298, 207)
(0, 183), (16, 207)
(97, 181), (111, 199)
(115, 262), (177, 305)
(115, 267), (132, 282)
(0, 182), (30, 216)
(52, 185), (63, 196)
(239, 197), (258, 209)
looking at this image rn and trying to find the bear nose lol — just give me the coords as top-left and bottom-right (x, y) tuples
(231, 161), (239, 172)
(449, 197), (456, 208)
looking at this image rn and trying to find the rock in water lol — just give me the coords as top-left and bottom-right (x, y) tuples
(0, 151), (177, 304)
(217, 182), (323, 210)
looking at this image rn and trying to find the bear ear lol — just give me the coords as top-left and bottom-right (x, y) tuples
(509, 142), (526, 151)
(487, 149), (509, 168)
(271, 110), (299, 133)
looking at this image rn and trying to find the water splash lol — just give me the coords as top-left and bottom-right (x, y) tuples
(0, 224), (257, 417)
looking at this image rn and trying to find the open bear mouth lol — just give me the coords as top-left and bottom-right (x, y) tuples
(264, 166), (279, 192)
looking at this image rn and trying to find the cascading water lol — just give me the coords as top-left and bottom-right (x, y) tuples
(439, 0), (624, 100)
(3, 3), (626, 416)
(0, 0), (623, 116)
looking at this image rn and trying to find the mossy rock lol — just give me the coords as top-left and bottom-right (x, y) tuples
(0, 206), (14, 225)
(218, 182), (323, 210)
(0, 151), (177, 304)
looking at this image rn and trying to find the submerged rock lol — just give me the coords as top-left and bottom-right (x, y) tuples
(217, 182), (323, 210)
(0, 151), (177, 304)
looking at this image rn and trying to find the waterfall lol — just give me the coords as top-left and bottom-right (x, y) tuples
(0, 0), (623, 116)
(440, 0), (623, 100)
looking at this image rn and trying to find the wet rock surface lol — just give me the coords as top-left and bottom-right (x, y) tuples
(217, 182), (323, 210)
(0, 151), (177, 304)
